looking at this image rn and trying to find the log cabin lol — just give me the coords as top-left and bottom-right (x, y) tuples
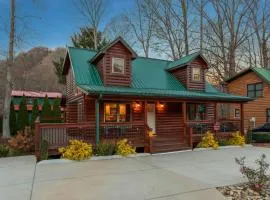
(225, 67), (270, 130)
(35, 37), (251, 156)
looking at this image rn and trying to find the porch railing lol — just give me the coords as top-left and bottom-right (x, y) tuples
(100, 122), (146, 147)
(35, 121), (148, 159)
(185, 119), (241, 145)
(219, 119), (241, 133)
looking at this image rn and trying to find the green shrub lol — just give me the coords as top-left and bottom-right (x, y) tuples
(30, 99), (39, 129)
(17, 96), (28, 131)
(95, 140), (116, 156)
(218, 139), (231, 146)
(0, 145), (9, 157)
(252, 132), (270, 143)
(40, 95), (52, 123)
(51, 98), (62, 123)
(40, 140), (49, 160)
(246, 130), (253, 144)
(9, 101), (17, 136)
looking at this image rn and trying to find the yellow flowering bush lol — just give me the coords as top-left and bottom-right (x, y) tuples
(58, 140), (92, 160)
(228, 131), (245, 146)
(197, 131), (219, 150)
(116, 139), (136, 156)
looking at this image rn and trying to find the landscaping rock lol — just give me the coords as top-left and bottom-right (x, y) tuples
(217, 183), (270, 200)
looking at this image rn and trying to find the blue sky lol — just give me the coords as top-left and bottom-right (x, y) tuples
(0, 0), (133, 53)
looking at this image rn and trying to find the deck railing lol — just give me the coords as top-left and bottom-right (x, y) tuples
(35, 121), (148, 159)
(219, 119), (241, 133)
(35, 122), (96, 158)
(185, 119), (241, 145)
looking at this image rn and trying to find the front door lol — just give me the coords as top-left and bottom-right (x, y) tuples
(147, 104), (156, 133)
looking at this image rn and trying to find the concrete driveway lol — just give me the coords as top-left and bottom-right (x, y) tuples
(0, 156), (36, 200)
(1, 147), (270, 200)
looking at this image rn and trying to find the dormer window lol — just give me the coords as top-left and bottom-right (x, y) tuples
(112, 57), (125, 74)
(192, 67), (201, 81)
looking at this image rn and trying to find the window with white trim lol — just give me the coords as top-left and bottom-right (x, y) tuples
(192, 67), (201, 81)
(234, 108), (240, 118)
(112, 57), (125, 74)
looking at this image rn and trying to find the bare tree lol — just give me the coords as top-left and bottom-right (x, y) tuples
(198, 0), (253, 80)
(2, 0), (15, 137)
(180, 0), (189, 55)
(123, 0), (154, 57)
(75, 0), (106, 51)
(249, 0), (270, 68)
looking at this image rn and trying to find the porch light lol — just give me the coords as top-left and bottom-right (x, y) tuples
(157, 101), (165, 112)
(132, 101), (141, 112)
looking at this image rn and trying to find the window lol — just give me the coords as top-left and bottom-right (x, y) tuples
(267, 109), (270, 123)
(234, 108), (240, 118)
(247, 83), (263, 98)
(104, 103), (130, 122)
(112, 57), (125, 74)
(187, 103), (206, 120)
(192, 67), (201, 81)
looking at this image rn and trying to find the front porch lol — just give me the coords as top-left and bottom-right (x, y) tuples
(35, 97), (245, 157)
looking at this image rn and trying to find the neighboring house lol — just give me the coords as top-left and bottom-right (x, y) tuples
(35, 37), (250, 155)
(226, 67), (270, 130)
(11, 90), (65, 120)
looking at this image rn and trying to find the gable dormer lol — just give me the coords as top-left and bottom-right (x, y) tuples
(167, 53), (208, 91)
(90, 37), (137, 87)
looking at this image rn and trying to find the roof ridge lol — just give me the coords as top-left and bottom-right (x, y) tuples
(136, 56), (171, 62)
(67, 46), (97, 53)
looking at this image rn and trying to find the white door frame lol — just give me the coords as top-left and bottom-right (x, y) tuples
(147, 103), (156, 133)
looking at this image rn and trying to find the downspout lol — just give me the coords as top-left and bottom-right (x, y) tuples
(95, 94), (102, 145)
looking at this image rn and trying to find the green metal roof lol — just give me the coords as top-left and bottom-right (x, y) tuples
(67, 47), (251, 102)
(167, 52), (202, 70)
(226, 67), (270, 84)
(252, 68), (270, 83)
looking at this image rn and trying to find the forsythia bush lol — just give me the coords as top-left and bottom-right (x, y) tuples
(228, 131), (245, 146)
(58, 140), (92, 160)
(116, 139), (136, 156)
(197, 131), (219, 149)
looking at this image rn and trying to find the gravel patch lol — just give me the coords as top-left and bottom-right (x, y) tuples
(217, 183), (270, 200)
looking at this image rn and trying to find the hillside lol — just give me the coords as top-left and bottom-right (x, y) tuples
(0, 47), (66, 114)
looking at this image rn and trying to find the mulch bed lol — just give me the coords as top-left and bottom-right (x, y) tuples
(217, 183), (270, 200)
(253, 143), (270, 148)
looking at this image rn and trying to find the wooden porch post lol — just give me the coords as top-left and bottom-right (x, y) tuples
(240, 103), (244, 135)
(182, 101), (190, 146)
(214, 102), (218, 135)
(95, 99), (100, 145)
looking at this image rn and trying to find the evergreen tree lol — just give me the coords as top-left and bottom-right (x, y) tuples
(40, 95), (52, 123)
(71, 27), (108, 51)
(30, 98), (39, 128)
(17, 96), (28, 131)
(9, 101), (17, 135)
(52, 98), (62, 123)
(53, 57), (66, 84)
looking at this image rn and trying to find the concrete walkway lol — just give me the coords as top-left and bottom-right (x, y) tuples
(0, 156), (36, 200)
(1, 147), (270, 200)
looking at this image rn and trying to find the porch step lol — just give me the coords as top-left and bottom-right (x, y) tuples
(151, 136), (190, 153)
(152, 145), (191, 153)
